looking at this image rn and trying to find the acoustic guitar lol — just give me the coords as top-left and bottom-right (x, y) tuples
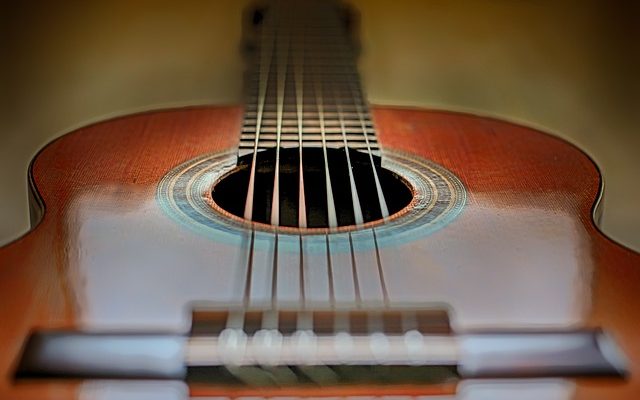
(1, 1), (639, 399)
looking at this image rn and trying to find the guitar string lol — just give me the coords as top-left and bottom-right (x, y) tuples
(336, 32), (390, 305)
(243, 16), (275, 222)
(348, 233), (362, 307)
(321, 10), (365, 308)
(373, 228), (390, 305)
(242, 3), (387, 311)
(330, 20), (384, 306)
(292, 5), (307, 308)
(340, 46), (391, 304)
(333, 36), (391, 221)
(294, 6), (363, 308)
(271, 232), (279, 309)
(243, 230), (256, 308)
(309, 8), (346, 308)
(313, 8), (337, 309)
(293, 30), (307, 229)
(270, 9), (286, 310)
(311, 22), (341, 307)
(335, 77), (366, 307)
(269, 16), (290, 227)
(348, 79), (390, 219)
(313, 64), (338, 229)
(243, 10), (276, 309)
(333, 81), (364, 226)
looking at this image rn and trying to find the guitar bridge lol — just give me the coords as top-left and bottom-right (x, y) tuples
(186, 307), (457, 387)
(15, 306), (627, 392)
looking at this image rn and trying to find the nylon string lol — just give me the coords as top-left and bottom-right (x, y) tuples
(313, 67), (338, 229)
(269, 20), (290, 226)
(240, 3), (389, 309)
(243, 20), (275, 221)
(333, 82), (364, 225)
(349, 80), (389, 219)
(294, 25), (307, 229)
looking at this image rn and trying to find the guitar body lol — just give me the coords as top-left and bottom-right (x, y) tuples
(1, 105), (638, 399)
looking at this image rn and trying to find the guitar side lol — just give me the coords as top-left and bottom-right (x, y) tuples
(0, 105), (638, 399)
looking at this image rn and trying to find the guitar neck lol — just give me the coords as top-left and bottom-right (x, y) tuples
(239, 0), (379, 158)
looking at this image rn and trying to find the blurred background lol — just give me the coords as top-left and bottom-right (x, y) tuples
(1, 0), (638, 249)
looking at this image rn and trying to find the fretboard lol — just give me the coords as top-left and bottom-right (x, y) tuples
(238, 0), (379, 158)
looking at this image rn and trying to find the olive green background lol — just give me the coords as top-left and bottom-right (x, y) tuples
(1, 1), (638, 249)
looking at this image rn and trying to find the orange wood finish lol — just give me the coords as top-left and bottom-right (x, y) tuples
(0, 105), (638, 399)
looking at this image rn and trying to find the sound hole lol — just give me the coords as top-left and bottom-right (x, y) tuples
(212, 148), (413, 229)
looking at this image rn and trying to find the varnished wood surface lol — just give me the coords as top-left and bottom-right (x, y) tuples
(0, 105), (639, 399)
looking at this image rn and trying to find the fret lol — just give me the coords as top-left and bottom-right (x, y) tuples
(243, 118), (373, 128)
(246, 91), (366, 100)
(241, 134), (377, 143)
(238, 142), (381, 155)
(245, 104), (373, 114)
(246, 97), (367, 107)
(246, 97), (368, 105)
(242, 126), (375, 135)
(246, 87), (365, 96)
(245, 87), (365, 95)
(240, 129), (376, 141)
(245, 111), (371, 120)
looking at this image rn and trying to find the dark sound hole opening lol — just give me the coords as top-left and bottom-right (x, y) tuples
(212, 148), (413, 229)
